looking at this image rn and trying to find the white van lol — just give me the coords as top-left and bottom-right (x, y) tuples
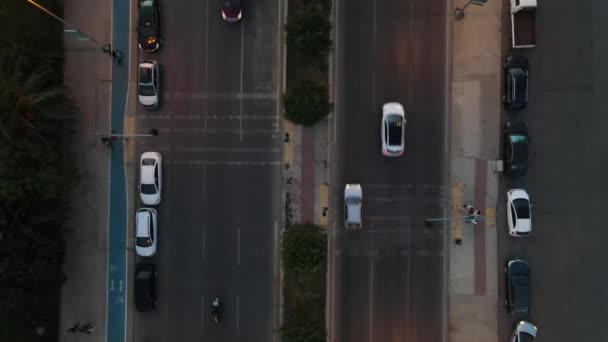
(344, 184), (363, 229)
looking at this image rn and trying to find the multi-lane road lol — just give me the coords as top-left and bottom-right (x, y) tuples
(131, 0), (283, 341)
(330, 1), (449, 341)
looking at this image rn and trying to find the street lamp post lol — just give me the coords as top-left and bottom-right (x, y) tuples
(454, 0), (488, 20)
(26, 0), (110, 53)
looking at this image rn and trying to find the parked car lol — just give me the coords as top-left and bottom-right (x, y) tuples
(140, 152), (162, 205)
(381, 102), (406, 157)
(344, 184), (362, 229)
(135, 208), (157, 257)
(510, 321), (537, 342)
(137, 0), (161, 52)
(504, 121), (528, 176)
(503, 55), (529, 110)
(506, 189), (532, 237)
(138, 61), (160, 108)
(222, 0), (242, 22)
(505, 259), (530, 317)
(135, 262), (157, 312)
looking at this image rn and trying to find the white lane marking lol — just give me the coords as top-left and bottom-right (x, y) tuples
(204, 0), (210, 136)
(368, 238), (375, 342)
(237, 227), (241, 266)
(236, 295), (240, 332)
(200, 294), (205, 331)
(202, 164), (207, 198)
(329, 222), (337, 342)
(201, 224), (206, 263)
(240, 22), (245, 143)
(372, 0), (377, 44)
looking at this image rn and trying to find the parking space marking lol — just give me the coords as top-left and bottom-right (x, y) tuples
(174, 147), (280, 153)
(165, 159), (282, 167)
(160, 127), (277, 134)
(164, 92), (277, 100)
(139, 114), (277, 120)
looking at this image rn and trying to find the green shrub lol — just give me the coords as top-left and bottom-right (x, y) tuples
(283, 80), (331, 126)
(282, 224), (326, 274)
(285, 4), (332, 58)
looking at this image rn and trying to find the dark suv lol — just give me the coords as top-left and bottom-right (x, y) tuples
(505, 259), (530, 317)
(135, 262), (157, 312)
(503, 56), (529, 110)
(504, 121), (528, 176)
(137, 0), (161, 52)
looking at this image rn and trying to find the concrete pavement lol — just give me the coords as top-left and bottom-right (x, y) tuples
(448, 0), (502, 341)
(61, 0), (112, 341)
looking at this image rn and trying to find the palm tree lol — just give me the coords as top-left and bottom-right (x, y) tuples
(0, 58), (77, 147)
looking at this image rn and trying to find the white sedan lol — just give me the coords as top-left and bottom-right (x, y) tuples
(381, 102), (406, 157)
(506, 189), (531, 237)
(140, 152), (162, 205)
(135, 208), (158, 257)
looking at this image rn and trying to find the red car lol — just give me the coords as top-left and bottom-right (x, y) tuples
(222, 0), (242, 22)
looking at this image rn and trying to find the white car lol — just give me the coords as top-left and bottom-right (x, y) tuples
(507, 189), (531, 237)
(138, 61), (160, 108)
(344, 184), (363, 229)
(140, 152), (162, 205)
(510, 321), (537, 342)
(135, 208), (157, 257)
(381, 102), (406, 157)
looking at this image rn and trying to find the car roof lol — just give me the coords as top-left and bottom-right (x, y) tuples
(136, 211), (151, 237)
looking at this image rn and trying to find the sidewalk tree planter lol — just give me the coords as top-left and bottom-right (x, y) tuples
(283, 80), (331, 127)
(280, 313), (325, 342)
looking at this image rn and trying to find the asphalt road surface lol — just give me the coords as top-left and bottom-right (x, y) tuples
(331, 1), (449, 342)
(497, 0), (608, 340)
(132, 1), (283, 341)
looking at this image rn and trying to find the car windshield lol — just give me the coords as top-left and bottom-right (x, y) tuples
(141, 183), (157, 195)
(137, 236), (153, 247)
(386, 114), (403, 146)
(513, 198), (530, 219)
(510, 135), (528, 164)
(142, 158), (156, 166)
(139, 84), (156, 96)
(519, 333), (535, 342)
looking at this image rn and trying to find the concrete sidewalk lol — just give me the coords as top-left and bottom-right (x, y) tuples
(60, 0), (112, 340)
(448, 0), (503, 341)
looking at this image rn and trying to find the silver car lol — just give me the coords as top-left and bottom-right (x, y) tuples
(510, 321), (537, 342)
(381, 102), (406, 157)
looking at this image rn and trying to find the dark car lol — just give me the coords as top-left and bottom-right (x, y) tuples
(504, 121), (528, 176)
(222, 0), (242, 22)
(137, 0), (161, 52)
(505, 259), (530, 317)
(503, 56), (529, 110)
(135, 262), (157, 312)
